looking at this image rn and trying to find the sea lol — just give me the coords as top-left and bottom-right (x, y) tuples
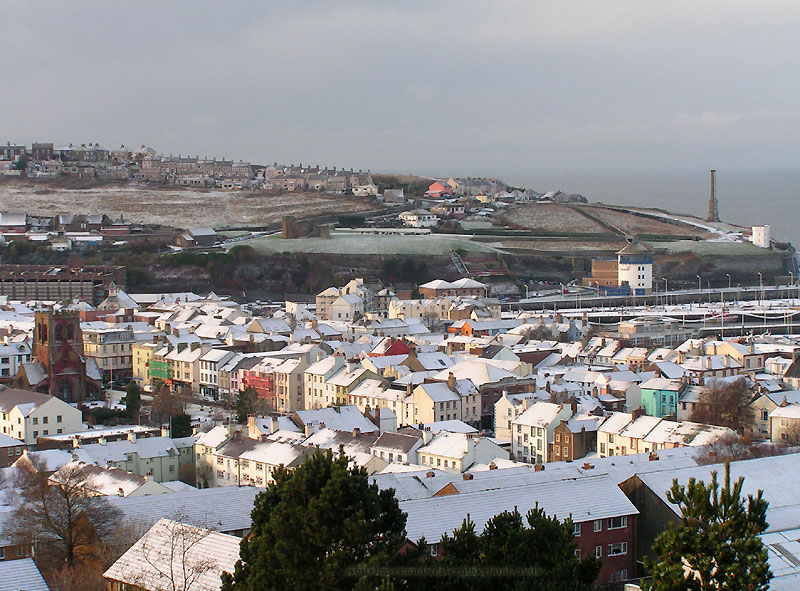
(423, 168), (800, 246)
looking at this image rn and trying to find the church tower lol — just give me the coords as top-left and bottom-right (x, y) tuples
(707, 169), (720, 222)
(32, 309), (86, 402)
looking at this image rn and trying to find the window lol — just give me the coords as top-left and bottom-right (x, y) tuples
(594, 546), (602, 559)
(555, 433), (560, 443)
(607, 542), (627, 556)
(609, 516), (628, 529)
(42, 416), (48, 424)
(613, 569), (628, 582)
(608, 434), (614, 443)
(33, 431), (38, 438)
(57, 415), (62, 423)
(593, 519), (603, 532)
(574, 548), (581, 558)
(573, 523), (581, 537)
(600, 442), (606, 454)
(32, 418), (38, 425)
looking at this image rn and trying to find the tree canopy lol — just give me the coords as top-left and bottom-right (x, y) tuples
(4, 461), (122, 589)
(124, 381), (141, 422)
(170, 412), (193, 438)
(643, 463), (771, 590)
(234, 386), (269, 423)
(422, 507), (600, 591)
(221, 449), (407, 591)
(690, 377), (754, 434)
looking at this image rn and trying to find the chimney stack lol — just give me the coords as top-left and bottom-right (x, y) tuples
(708, 169), (720, 222)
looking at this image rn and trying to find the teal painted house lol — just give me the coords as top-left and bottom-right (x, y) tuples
(640, 377), (685, 419)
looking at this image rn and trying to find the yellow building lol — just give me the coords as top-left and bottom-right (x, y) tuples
(132, 342), (160, 387)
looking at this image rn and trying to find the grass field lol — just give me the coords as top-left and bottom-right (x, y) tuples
(655, 240), (776, 255)
(236, 232), (502, 255)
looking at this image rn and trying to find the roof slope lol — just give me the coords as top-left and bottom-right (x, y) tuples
(104, 518), (239, 591)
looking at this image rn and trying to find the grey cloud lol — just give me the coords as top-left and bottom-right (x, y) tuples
(1, 1), (799, 171)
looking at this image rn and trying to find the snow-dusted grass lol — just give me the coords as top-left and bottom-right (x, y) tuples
(239, 232), (500, 255)
(657, 240), (774, 255)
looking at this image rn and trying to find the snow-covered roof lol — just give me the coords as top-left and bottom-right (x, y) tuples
(0, 558), (49, 591)
(513, 402), (567, 428)
(104, 519), (239, 591)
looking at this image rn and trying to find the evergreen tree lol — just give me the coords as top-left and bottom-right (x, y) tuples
(220, 449), (407, 591)
(420, 507), (599, 591)
(124, 381), (141, 422)
(643, 463), (771, 591)
(235, 386), (267, 423)
(170, 412), (192, 438)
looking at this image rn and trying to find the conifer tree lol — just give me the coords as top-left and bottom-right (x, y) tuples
(220, 449), (407, 591)
(643, 463), (771, 591)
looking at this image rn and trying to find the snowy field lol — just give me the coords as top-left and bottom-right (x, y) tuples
(236, 232), (503, 255)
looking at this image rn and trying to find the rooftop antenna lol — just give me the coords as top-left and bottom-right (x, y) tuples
(707, 169), (720, 222)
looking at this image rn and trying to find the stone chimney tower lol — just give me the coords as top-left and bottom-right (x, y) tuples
(707, 169), (720, 222)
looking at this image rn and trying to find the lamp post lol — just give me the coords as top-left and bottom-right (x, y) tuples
(758, 272), (763, 306)
(697, 274), (702, 292)
(726, 273), (731, 290)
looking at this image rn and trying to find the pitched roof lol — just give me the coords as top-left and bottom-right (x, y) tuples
(103, 519), (240, 591)
(0, 558), (49, 591)
(372, 432), (421, 454)
(0, 387), (53, 414)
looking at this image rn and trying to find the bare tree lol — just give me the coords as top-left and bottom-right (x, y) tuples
(124, 518), (217, 591)
(150, 381), (184, 425)
(696, 432), (790, 465)
(4, 461), (120, 568)
(690, 378), (755, 434)
(779, 420), (800, 447)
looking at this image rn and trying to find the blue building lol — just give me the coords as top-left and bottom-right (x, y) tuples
(640, 377), (685, 419)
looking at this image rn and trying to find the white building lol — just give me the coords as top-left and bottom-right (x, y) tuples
(417, 432), (509, 474)
(510, 401), (572, 464)
(399, 209), (439, 228)
(0, 389), (84, 444)
(0, 341), (32, 379)
(198, 349), (237, 399)
(616, 241), (653, 295)
(752, 225), (771, 248)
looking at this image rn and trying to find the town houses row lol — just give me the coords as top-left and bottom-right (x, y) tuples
(0, 277), (799, 587)
(0, 141), (377, 194)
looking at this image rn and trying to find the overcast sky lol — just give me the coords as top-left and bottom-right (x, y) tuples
(2, 1), (799, 173)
